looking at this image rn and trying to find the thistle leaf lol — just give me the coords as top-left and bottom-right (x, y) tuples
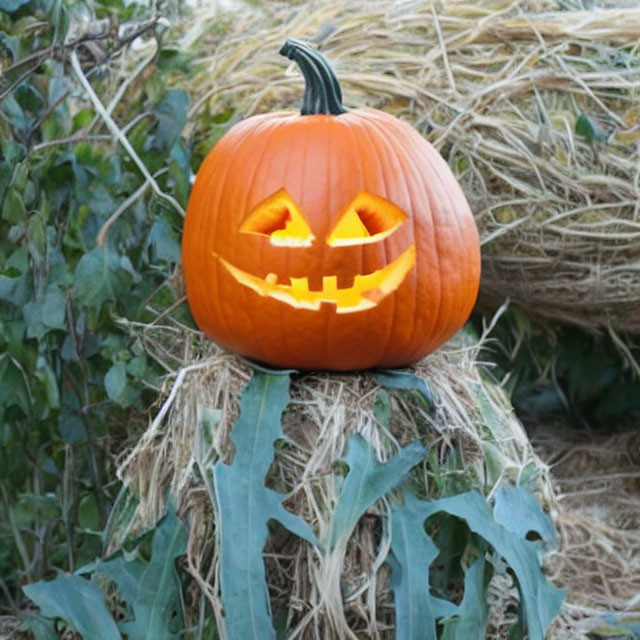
(328, 435), (426, 549)
(98, 503), (188, 640)
(389, 489), (563, 640)
(493, 485), (556, 547)
(23, 574), (122, 640)
(389, 492), (458, 640)
(212, 372), (319, 640)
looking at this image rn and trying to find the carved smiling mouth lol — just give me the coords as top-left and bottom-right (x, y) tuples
(216, 244), (416, 313)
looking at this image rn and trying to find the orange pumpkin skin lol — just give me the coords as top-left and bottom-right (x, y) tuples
(182, 45), (480, 371)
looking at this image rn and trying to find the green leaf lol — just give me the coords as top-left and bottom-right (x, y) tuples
(493, 485), (556, 547)
(440, 557), (489, 640)
(22, 573), (122, 640)
(390, 490), (564, 640)
(58, 410), (85, 443)
(2, 187), (27, 224)
(146, 218), (180, 264)
(373, 369), (434, 405)
(388, 492), (458, 640)
(576, 113), (606, 144)
(23, 613), (58, 640)
(145, 90), (189, 152)
(328, 435), (426, 549)
(373, 388), (392, 427)
(22, 284), (67, 339)
(587, 615), (640, 639)
(98, 503), (188, 640)
(72, 246), (132, 310)
(0, 272), (31, 306)
(0, 30), (17, 63)
(0, 0), (31, 12)
(0, 355), (31, 417)
(104, 362), (128, 406)
(212, 372), (319, 640)
(35, 356), (60, 410)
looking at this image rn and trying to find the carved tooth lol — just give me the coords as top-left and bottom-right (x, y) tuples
(290, 276), (309, 293)
(265, 273), (278, 285)
(322, 275), (338, 292)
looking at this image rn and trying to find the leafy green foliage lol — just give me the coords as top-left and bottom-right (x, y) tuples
(388, 489), (564, 640)
(439, 558), (488, 640)
(23, 504), (187, 640)
(97, 503), (188, 640)
(372, 368), (435, 405)
(145, 90), (190, 152)
(0, 0), (31, 12)
(23, 573), (123, 640)
(0, 0), (195, 610)
(476, 309), (640, 429)
(212, 372), (319, 640)
(493, 485), (556, 546)
(388, 494), (459, 639)
(327, 435), (426, 550)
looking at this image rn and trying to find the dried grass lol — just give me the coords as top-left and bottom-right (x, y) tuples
(179, 0), (640, 333)
(111, 311), (551, 639)
(531, 424), (640, 639)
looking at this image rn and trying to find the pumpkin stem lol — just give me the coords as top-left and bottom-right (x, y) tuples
(279, 38), (347, 116)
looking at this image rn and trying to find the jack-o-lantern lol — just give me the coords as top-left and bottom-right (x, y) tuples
(182, 39), (480, 371)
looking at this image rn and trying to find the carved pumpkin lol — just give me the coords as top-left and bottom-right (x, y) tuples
(182, 39), (480, 371)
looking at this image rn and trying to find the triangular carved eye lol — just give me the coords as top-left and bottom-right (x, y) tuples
(240, 188), (315, 246)
(327, 192), (407, 247)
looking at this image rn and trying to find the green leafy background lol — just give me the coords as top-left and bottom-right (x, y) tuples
(1, 0), (194, 607)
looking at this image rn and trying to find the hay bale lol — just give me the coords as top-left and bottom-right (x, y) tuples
(531, 424), (640, 639)
(180, 0), (640, 332)
(109, 320), (553, 638)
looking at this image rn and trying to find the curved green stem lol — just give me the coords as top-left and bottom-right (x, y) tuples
(279, 38), (347, 116)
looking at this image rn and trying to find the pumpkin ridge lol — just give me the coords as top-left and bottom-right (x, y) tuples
(185, 121), (251, 347)
(411, 128), (479, 351)
(361, 112), (436, 362)
(350, 112), (398, 363)
(221, 118), (287, 359)
(322, 117), (336, 364)
(246, 118), (296, 364)
(373, 111), (471, 358)
(320, 111), (364, 365)
(385, 119), (447, 358)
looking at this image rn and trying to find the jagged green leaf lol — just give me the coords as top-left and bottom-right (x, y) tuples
(22, 574), (122, 640)
(22, 284), (67, 340)
(587, 614), (640, 639)
(440, 557), (488, 640)
(0, 0), (31, 12)
(212, 372), (319, 640)
(373, 369), (434, 405)
(145, 90), (189, 152)
(389, 489), (564, 640)
(493, 485), (556, 547)
(388, 492), (458, 640)
(23, 613), (58, 640)
(98, 503), (188, 640)
(328, 435), (426, 549)
(72, 245), (133, 310)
